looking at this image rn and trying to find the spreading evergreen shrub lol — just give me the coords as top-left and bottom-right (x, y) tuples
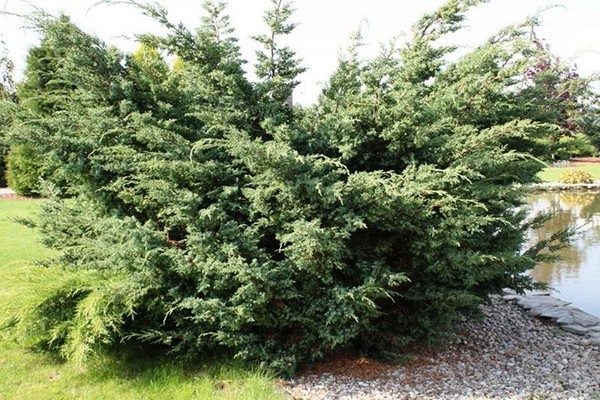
(5, 0), (584, 374)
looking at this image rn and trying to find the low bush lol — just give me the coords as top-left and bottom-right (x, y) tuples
(558, 169), (594, 184)
(5, 144), (44, 195)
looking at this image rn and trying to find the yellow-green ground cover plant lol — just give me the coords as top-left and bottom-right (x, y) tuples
(558, 169), (594, 184)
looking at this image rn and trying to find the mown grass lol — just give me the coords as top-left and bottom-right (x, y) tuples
(0, 199), (286, 400)
(537, 164), (600, 183)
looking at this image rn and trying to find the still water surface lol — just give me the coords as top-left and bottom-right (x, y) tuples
(527, 191), (600, 317)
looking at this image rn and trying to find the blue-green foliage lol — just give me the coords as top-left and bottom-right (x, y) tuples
(5, 0), (575, 374)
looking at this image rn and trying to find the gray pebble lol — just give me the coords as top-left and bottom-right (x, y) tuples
(285, 296), (600, 400)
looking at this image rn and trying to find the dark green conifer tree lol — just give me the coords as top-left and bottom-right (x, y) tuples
(6, 0), (587, 375)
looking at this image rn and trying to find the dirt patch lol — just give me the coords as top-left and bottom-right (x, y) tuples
(0, 193), (31, 200)
(0, 188), (39, 200)
(569, 157), (600, 165)
(296, 351), (395, 381)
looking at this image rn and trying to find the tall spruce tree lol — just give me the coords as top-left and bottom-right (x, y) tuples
(253, 0), (305, 123)
(6, 0), (586, 375)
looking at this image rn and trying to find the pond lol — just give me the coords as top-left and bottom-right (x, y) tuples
(526, 191), (600, 317)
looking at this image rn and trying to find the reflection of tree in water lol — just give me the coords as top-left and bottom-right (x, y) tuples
(527, 191), (600, 285)
(559, 193), (596, 209)
(580, 191), (600, 217)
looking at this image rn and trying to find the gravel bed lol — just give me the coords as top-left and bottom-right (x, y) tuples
(285, 296), (600, 399)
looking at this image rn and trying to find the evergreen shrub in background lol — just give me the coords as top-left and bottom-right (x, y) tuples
(4, 0), (590, 374)
(5, 144), (44, 195)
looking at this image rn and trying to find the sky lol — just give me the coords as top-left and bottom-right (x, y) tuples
(1, 0), (599, 105)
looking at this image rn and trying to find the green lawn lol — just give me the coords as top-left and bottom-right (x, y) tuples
(537, 164), (600, 183)
(0, 199), (285, 400)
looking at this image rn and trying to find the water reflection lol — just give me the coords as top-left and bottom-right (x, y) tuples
(527, 191), (600, 317)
